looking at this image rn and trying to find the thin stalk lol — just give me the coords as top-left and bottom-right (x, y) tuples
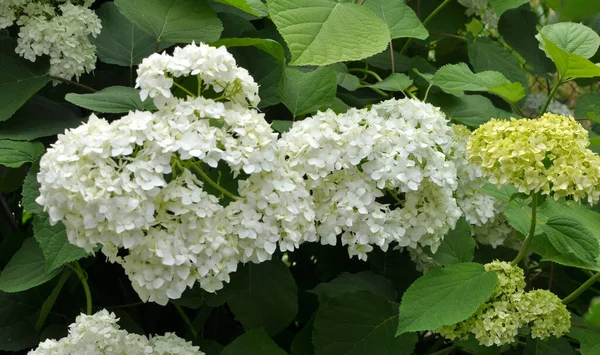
(172, 81), (196, 98)
(197, 75), (203, 96)
(348, 68), (384, 82)
(389, 41), (395, 73)
(68, 262), (93, 315)
(50, 76), (96, 92)
(35, 269), (72, 332)
(400, 0), (453, 54)
(540, 77), (562, 114)
(174, 304), (198, 338)
(188, 164), (240, 200)
(512, 193), (538, 266)
(562, 272), (600, 304)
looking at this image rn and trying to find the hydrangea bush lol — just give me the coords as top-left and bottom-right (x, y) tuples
(1, 0), (600, 354)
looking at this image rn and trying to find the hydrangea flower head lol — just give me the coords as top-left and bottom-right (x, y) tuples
(484, 260), (526, 296)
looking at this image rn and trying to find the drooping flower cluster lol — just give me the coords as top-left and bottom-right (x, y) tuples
(468, 113), (600, 204)
(28, 309), (203, 354)
(523, 93), (572, 117)
(457, 0), (499, 30)
(281, 99), (463, 260)
(37, 42), (316, 304)
(437, 261), (570, 346)
(8, 0), (101, 80)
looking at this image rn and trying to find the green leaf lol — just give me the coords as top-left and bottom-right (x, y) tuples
(313, 291), (417, 355)
(430, 94), (511, 127)
(280, 66), (337, 117)
(94, 3), (170, 67)
(363, 0), (428, 40)
(291, 320), (314, 355)
(0, 51), (50, 121)
(227, 260), (298, 336)
(569, 325), (600, 355)
(548, 0), (600, 21)
(468, 37), (528, 91)
(487, 0), (529, 17)
(540, 34), (600, 79)
(366, 73), (413, 92)
(0, 322), (39, 351)
(0, 238), (61, 293)
(525, 336), (576, 355)
(33, 214), (89, 272)
(221, 329), (286, 355)
(114, 0), (223, 44)
(213, 38), (285, 65)
(431, 63), (526, 102)
(433, 218), (475, 266)
(396, 262), (498, 335)
(575, 92), (600, 118)
(267, 0), (390, 66)
(231, 46), (282, 108)
(0, 96), (83, 141)
(215, 0), (268, 17)
(585, 297), (600, 328)
(539, 22), (600, 59)
(22, 162), (43, 215)
(0, 140), (44, 168)
(271, 120), (293, 133)
(538, 216), (600, 268)
(331, 63), (360, 91)
(65, 86), (155, 113)
(310, 271), (397, 303)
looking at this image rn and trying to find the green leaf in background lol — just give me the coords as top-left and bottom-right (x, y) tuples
(0, 291), (42, 351)
(363, 0), (428, 40)
(33, 214), (89, 272)
(468, 37), (529, 92)
(310, 271), (397, 303)
(291, 320), (313, 355)
(331, 63), (360, 91)
(227, 260), (298, 336)
(430, 94), (511, 127)
(94, 2), (170, 67)
(213, 38), (285, 65)
(540, 35), (600, 79)
(65, 86), (155, 113)
(21, 162), (43, 215)
(365, 73), (413, 92)
(114, 0), (223, 44)
(538, 22), (600, 58)
(0, 96), (83, 141)
(433, 218), (475, 266)
(221, 329), (286, 355)
(585, 297), (600, 328)
(0, 51), (50, 122)
(0, 140), (44, 168)
(487, 0), (529, 17)
(0, 238), (61, 293)
(431, 63), (526, 102)
(538, 216), (600, 268)
(547, 0), (600, 21)
(396, 262), (497, 334)
(313, 291), (417, 355)
(0, 322), (39, 351)
(271, 120), (293, 134)
(215, 0), (268, 17)
(280, 66), (337, 117)
(568, 325), (600, 355)
(267, 0), (390, 66)
(232, 46), (282, 108)
(525, 336), (577, 355)
(574, 92), (600, 118)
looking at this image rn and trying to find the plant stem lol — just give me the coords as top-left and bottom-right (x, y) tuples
(188, 164), (240, 200)
(400, 0), (454, 55)
(540, 77), (562, 115)
(389, 41), (395, 73)
(562, 272), (600, 304)
(174, 304), (198, 338)
(68, 262), (93, 315)
(35, 269), (72, 332)
(172, 81), (196, 98)
(349, 68), (384, 82)
(512, 192), (538, 266)
(50, 76), (96, 93)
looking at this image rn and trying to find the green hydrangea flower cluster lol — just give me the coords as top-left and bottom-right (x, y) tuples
(437, 261), (570, 346)
(467, 113), (600, 204)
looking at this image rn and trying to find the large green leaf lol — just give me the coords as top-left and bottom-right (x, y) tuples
(363, 0), (428, 40)
(0, 96), (83, 141)
(0, 51), (50, 121)
(430, 94), (511, 127)
(94, 2), (169, 67)
(0, 291), (41, 351)
(538, 216), (599, 268)
(487, 0), (529, 17)
(280, 66), (337, 117)
(540, 35), (600, 79)
(227, 260), (298, 336)
(33, 214), (89, 272)
(231, 46), (282, 108)
(468, 37), (528, 91)
(433, 218), (475, 266)
(267, 0), (390, 66)
(0, 238), (61, 293)
(114, 0), (223, 44)
(0, 140), (45, 168)
(213, 38), (285, 65)
(396, 262), (497, 334)
(431, 63), (526, 102)
(310, 271), (397, 303)
(221, 329), (286, 355)
(313, 291), (417, 355)
(525, 336), (576, 355)
(21, 162), (43, 215)
(215, 0), (268, 17)
(539, 22), (600, 59)
(65, 86), (155, 113)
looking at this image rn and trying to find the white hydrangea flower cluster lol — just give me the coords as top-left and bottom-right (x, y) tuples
(524, 93), (572, 117)
(281, 99), (463, 260)
(37, 43), (316, 304)
(13, 0), (101, 80)
(28, 309), (203, 354)
(0, 0), (25, 29)
(457, 0), (499, 30)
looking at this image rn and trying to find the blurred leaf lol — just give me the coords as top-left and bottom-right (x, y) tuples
(0, 239), (61, 293)
(222, 329), (286, 355)
(310, 271), (397, 304)
(280, 66), (337, 117)
(0, 140), (45, 168)
(65, 86), (155, 113)
(215, 0), (268, 17)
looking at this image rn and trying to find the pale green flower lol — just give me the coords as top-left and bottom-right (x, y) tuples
(516, 289), (571, 339)
(484, 260), (526, 297)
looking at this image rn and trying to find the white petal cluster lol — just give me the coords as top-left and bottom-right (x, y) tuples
(281, 99), (463, 260)
(14, 1), (101, 80)
(524, 93), (572, 117)
(0, 0), (25, 29)
(37, 43), (316, 304)
(28, 309), (203, 355)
